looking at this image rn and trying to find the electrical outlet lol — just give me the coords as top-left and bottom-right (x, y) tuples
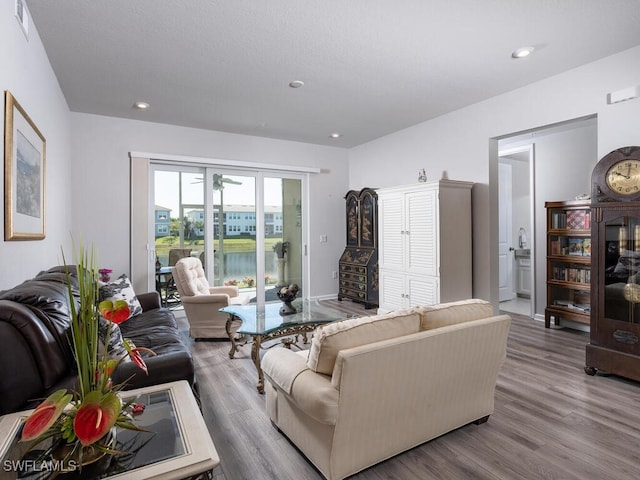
(320, 234), (328, 243)
(332, 271), (338, 279)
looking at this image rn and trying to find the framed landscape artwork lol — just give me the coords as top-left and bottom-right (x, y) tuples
(4, 90), (46, 240)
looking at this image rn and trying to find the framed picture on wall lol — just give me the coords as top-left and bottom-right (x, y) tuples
(4, 90), (46, 240)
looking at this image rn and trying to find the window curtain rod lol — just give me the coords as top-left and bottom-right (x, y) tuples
(129, 152), (321, 174)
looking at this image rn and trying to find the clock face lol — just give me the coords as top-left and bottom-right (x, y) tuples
(592, 146), (640, 202)
(605, 159), (640, 196)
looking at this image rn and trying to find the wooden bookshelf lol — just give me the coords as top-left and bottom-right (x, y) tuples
(545, 200), (591, 328)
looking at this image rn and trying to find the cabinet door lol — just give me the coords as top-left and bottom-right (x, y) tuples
(345, 191), (359, 246)
(517, 258), (531, 296)
(406, 189), (438, 276)
(407, 275), (439, 306)
(359, 190), (376, 248)
(379, 269), (406, 310)
(379, 194), (404, 270)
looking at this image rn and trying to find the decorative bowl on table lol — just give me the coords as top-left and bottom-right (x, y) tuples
(277, 284), (299, 315)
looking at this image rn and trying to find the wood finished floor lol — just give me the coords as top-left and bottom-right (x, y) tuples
(176, 301), (640, 480)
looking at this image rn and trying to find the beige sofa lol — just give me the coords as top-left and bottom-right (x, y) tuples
(262, 299), (511, 480)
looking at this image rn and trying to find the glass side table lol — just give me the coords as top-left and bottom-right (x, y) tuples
(0, 381), (218, 480)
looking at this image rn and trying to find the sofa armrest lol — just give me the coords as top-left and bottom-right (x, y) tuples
(209, 286), (239, 297)
(181, 294), (230, 305)
(137, 291), (161, 311)
(262, 348), (309, 393)
(263, 348), (339, 425)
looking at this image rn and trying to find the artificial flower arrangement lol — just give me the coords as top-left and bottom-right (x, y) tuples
(19, 246), (154, 467)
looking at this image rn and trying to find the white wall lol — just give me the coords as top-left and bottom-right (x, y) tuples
(348, 45), (640, 309)
(70, 113), (349, 298)
(0, 3), (72, 290)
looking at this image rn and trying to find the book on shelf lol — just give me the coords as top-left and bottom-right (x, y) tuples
(554, 299), (572, 307)
(583, 238), (591, 256)
(551, 212), (566, 229)
(566, 210), (590, 230)
(568, 238), (584, 256)
(550, 237), (569, 255)
(553, 299), (590, 312)
(552, 265), (590, 284)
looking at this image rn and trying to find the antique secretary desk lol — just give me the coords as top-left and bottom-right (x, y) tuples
(586, 146), (640, 381)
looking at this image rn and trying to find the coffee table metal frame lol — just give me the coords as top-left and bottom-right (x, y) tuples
(221, 300), (348, 394)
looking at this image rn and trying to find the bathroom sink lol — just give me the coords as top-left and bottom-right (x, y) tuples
(515, 249), (530, 258)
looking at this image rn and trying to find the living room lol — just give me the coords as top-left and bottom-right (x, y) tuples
(1, 2), (640, 306)
(2, 1), (640, 478)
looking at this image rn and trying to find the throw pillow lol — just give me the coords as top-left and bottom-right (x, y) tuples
(99, 274), (142, 323)
(97, 317), (130, 363)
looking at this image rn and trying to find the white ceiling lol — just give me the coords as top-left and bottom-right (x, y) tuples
(26, 0), (640, 148)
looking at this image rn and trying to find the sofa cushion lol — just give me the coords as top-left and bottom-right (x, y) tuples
(416, 299), (493, 331)
(306, 311), (421, 375)
(99, 274), (142, 322)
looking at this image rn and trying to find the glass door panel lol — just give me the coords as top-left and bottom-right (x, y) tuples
(210, 173), (257, 300)
(153, 169), (204, 268)
(265, 177), (303, 300)
(603, 215), (640, 324)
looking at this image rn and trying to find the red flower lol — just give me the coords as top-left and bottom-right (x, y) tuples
(21, 390), (72, 442)
(124, 339), (155, 375)
(73, 390), (121, 446)
(99, 299), (130, 324)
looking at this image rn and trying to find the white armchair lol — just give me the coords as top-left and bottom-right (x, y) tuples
(172, 257), (251, 339)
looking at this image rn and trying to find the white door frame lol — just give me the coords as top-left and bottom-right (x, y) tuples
(498, 144), (535, 315)
(498, 161), (515, 302)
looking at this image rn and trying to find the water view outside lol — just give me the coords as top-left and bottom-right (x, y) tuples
(155, 240), (281, 287)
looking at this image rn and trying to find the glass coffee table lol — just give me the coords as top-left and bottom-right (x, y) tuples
(221, 299), (350, 394)
(0, 381), (218, 480)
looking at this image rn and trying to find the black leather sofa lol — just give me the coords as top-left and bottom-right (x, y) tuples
(0, 266), (195, 415)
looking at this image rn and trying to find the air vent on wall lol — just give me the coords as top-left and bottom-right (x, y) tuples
(15, 0), (29, 39)
(607, 85), (639, 104)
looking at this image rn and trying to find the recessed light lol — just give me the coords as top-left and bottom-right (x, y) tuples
(511, 46), (534, 59)
(133, 101), (150, 109)
(289, 80), (305, 88)
(329, 132), (342, 139)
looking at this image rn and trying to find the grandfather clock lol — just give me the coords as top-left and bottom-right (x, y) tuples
(586, 146), (640, 381)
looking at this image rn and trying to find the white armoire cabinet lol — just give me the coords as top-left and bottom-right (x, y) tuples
(377, 180), (473, 313)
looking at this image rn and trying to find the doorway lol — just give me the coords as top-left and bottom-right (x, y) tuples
(498, 145), (534, 317)
(493, 115), (597, 321)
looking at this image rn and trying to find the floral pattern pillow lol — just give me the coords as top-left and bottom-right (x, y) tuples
(98, 274), (142, 323)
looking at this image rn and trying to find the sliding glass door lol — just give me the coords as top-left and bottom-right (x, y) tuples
(151, 164), (306, 304)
